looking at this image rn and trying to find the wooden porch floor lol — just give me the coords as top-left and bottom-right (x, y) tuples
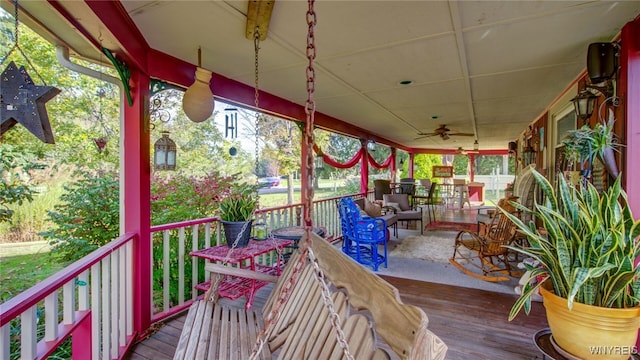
(126, 277), (548, 360)
(127, 206), (549, 359)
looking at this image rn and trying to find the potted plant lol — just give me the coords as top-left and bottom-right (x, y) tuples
(501, 169), (640, 359)
(562, 109), (622, 179)
(218, 181), (259, 248)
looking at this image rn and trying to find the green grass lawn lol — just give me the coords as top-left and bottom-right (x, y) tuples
(0, 252), (64, 303)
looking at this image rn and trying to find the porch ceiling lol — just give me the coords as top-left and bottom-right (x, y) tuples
(4, 0), (640, 151)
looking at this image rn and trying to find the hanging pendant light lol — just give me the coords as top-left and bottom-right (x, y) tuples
(154, 131), (177, 171)
(182, 47), (214, 123)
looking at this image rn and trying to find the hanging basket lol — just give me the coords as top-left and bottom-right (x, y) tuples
(94, 138), (108, 152)
(599, 148), (619, 179)
(221, 220), (253, 248)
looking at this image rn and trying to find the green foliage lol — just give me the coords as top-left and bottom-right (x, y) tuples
(218, 181), (260, 221)
(563, 112), (621, 164)
(452, 155), (468, 175)
(339, 177), (361, 196)
(412, 154), (443, 180)
(39, 172), (119, 263)
(0, 145), (46, 223)
(503, 170), (640, 320)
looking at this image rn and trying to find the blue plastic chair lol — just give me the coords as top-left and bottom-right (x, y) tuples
(337, 198), (358, 255)
(338, 197), (388, 271)
(353, 216), (388, 271)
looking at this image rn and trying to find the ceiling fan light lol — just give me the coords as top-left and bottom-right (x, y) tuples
(182, 67), (214, 123)
(473, 140), (479, 150)
(441, 133), (450, 141)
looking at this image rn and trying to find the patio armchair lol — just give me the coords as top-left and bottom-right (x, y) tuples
(373, 179), (392, 201)
(383, 193), (424, 234)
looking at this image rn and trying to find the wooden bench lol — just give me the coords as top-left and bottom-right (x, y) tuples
(173, 232), (448, 359)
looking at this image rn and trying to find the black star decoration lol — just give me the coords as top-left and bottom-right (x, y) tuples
(1, 61), (60, 144)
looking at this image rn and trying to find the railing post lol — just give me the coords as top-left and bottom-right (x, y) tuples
(72, 312), (92, 360)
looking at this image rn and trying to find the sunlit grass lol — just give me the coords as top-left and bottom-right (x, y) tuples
(0, 176), (70, 243)
(0, 252), (63, 303)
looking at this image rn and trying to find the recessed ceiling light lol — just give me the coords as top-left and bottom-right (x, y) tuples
(399, 80), (413, 85)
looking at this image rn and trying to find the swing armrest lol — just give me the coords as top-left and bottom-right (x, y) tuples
(205, 263), (279, 283)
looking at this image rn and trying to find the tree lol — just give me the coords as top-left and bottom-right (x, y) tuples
(0, 145), (44, 223)
(412, 154), (443, 180)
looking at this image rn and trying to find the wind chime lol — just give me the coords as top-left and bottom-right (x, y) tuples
(1, 0), (60, 143)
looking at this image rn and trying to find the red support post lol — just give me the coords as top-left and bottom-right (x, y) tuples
(123, 70), (152, 334)
(408, 153), (415, 178)
(361, 142), (369, 195)
(620, 16), (640, 216)
(619, 15), (640, 350)
(391, 147), (397, 180)
(469, 154), (475, 182)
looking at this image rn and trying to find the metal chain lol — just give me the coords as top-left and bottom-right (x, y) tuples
(249, 247), (309, 359)
(307, 246), (353, 359)
(0, 0), (47, 85)
(254, 26), (262, 210)
(302, 1), (353, 358)
(210, 31), (262, 300)
(303, 0), (317, 231)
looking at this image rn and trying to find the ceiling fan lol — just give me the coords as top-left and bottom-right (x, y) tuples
(415, 124), (475, 140)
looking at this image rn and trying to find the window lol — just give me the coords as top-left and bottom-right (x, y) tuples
(555, 111), (576, 146)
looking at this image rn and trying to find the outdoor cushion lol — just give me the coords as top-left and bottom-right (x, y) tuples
(383, 194), (411, 211)
(364, 198), (382, 217)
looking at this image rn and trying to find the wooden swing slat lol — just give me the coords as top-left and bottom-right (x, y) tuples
(173, 232), (447, 360)
(310, 233), (447, 359)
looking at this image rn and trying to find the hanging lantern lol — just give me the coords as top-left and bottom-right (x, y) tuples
(182, 48), (214, 123)
(154, 131), (177, 171)
(571, 89), (598, 124)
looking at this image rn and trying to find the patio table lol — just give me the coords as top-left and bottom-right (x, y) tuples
(190, 238), (293, 310)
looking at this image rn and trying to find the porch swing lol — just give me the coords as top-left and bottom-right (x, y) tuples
(173, 1), (447, 358)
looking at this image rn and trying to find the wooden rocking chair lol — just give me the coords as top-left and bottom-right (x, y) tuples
(448, 202), (519, 282)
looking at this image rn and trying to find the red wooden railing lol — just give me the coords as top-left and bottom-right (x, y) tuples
(0, 193), (364, 359)
(0, 233), (137, 360)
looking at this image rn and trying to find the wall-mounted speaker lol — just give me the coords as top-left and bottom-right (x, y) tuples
(508, 141), (517, 153)
(587, 42), (618, 84)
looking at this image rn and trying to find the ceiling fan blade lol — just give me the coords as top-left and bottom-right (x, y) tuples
(450, 132), (475, 137)
(414, 133), (437, 140)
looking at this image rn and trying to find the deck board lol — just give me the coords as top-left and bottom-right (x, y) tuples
(126, 276), (547, 360)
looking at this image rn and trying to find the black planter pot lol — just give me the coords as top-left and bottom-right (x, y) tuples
(221, 220), (253, 248)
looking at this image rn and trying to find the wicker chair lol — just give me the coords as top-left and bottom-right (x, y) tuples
(448, 200), (519, 282)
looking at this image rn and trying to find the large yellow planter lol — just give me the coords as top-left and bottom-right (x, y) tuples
(541, 286), (640, 360)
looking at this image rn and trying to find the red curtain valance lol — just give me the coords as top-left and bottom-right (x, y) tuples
(367, 152), (393, 169)
(313, 144), (364, 169)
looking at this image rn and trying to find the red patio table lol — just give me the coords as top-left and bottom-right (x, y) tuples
(190, 238), (293, 310)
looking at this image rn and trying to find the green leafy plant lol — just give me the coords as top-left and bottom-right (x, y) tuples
(562, 110), (622, 176)
(0, 145), (45, 223)
(218, 181), (259, 221)
(40, 172), (119, 263)
(502, 169), (640, 321)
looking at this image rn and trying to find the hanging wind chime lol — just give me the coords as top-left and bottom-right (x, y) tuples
(0, 0), (60, 144)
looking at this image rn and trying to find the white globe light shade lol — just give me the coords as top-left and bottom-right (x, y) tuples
(182, 68), (214, 123)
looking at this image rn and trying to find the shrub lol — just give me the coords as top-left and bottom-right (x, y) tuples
(40, 172), (119, 263)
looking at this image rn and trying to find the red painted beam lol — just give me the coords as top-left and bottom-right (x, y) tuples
(146, 48), (409, 151)
(79, 0), (149, 72)
(411, 148), (509, 156)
